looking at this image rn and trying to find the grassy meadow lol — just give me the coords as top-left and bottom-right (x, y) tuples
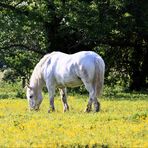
(0, 82), (148, 147)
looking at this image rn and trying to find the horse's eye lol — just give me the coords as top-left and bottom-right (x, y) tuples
(30, 95), (33, 99)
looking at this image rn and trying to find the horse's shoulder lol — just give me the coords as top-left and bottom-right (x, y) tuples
(39, 52), (60, 65)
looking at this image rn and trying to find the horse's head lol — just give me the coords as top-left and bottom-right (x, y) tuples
(26, 84), (42, 111)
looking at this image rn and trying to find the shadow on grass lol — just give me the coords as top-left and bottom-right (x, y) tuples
(55, 143), (109, 148)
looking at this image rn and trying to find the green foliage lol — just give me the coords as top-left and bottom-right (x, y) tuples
(3, 69), (18, 83)
(0, 0), (148, 90)
(68, 85), (87, 95)
(15, 88), (26, 99)
(0, 82), (26, 99)
(2, 51), (40, 81)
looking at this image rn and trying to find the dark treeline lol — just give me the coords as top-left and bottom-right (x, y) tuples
(0, 0), (148, 90)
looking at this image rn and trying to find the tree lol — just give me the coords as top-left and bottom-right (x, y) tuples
(0, 0), (148, 90)
(104, 0), (148, 90)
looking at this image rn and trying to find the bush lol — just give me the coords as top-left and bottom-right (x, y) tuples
(68, 85), (87, 95)
(15, 88), (26, 99)
(3, 69), (18, 83)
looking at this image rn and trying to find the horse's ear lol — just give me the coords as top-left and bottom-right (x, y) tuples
(26, 84), (33, 90)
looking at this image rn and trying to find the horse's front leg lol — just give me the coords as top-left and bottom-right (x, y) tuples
(85, 98), (93, 113)
(48, 96), (55, 113)
(47, 86), (55, 113)
(59, 88), (69, 112)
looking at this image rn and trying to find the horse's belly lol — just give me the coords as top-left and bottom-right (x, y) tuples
(65, 79), (83, 88)
(57, 78), (82, 88)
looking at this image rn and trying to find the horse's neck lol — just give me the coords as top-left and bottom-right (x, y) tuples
(30, 68), (44, 91)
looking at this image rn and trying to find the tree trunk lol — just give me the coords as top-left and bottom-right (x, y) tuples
(129, 41), (147, 90)
(130, 71), (144, 91)
(141, 47), (148, 88)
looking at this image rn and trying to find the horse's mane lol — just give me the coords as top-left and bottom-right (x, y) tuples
(30, 52), (56, 86)
(36, 54), (50, 68)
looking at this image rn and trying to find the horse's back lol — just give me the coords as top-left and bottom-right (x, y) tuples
(51, 51), (104, 79)
(42, 51), (104, 88)
(72, 51), (102, 61)
(47, 51), (102, 63)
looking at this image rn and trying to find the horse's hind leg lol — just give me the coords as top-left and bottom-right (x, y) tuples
(82, 81), (94, 112)
(86, 92), (100, 112)
(93, 97), (100, 112)
(59, 88), (69, 112)
(82, 80), (100, 112)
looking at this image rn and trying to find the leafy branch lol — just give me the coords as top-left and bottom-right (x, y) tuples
(0, 2), (45, 23)
(0, 43), (46, 55)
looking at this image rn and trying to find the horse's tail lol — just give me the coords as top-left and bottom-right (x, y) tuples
(94, 57), (105, 97)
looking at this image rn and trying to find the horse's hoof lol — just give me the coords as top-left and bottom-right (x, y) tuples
(84, 108), (91, 113)
(94, 102), (100, 112)
(84, 104), (92, 113)
(48, 109), (50, 113)
(52, 108), (55, 112)
(94, 108), (100, 112)
(63, 106), (69, 113)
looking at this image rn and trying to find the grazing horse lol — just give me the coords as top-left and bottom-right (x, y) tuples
(26, 51), (105, 113)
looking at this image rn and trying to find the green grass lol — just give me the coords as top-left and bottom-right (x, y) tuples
(0, 84), (148, 147)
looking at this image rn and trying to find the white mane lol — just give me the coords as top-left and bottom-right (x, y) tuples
(29, 54), (51, 88)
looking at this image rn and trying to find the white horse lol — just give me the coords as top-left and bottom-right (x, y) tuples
(26, 51), (105, 113)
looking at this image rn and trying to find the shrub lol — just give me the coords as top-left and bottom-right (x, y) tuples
(2, 69), (18, 83)
(15, 88), (26, 99)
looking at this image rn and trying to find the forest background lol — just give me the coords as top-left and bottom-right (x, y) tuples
(0, 0), (148, 91)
